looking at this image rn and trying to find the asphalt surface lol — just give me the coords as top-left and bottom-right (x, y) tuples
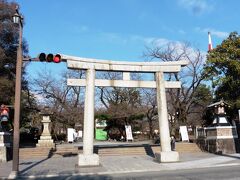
(1, 152), (240, 179)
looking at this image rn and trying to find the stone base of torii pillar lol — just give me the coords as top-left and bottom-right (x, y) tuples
(78, 154), (99, 166)
(155, 151), (179, 162)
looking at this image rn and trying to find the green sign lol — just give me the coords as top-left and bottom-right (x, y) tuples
(95, 129), (107, 140)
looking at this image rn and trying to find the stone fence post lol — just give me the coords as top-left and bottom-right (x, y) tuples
(0, 132), (12, 162)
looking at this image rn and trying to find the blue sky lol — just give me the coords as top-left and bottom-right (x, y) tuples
(14, 0), (238, 76)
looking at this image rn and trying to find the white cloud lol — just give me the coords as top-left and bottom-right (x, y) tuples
(101, 32), (128, 44)
(79, 25), (89, 32)
(205, 29), (228, 39)
(125, 35), (171, 47)
(97, 32), (207, 63)
(178, 0), (213, 15)
(97, 32), (208, 64)
(125, 35), (169, 46)
(147, 38), (170, 47)
(196, 27), (229, 38)
(99, 33), (162, 46)
(72, 25), (89, 33)
(144, 37), (207, 62)
(178, 30), (186, 34)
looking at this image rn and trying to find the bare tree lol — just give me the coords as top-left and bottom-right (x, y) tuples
(96, 71), (145, 139)
(32, 69), (85, 134)
(141, 88), (158, 139)
(144, 42), (211, 134)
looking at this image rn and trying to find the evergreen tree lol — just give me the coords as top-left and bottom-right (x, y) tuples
(205, 32), (240, 108)
(0, 1), (37, 128)
(0, 0), (28, 104)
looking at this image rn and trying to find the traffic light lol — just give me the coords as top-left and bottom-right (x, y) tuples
(38, 53), (61, 63)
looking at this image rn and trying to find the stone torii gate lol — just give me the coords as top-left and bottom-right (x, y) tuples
(63, 55), (188, 166)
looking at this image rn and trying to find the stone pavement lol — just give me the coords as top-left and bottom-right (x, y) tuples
(1, 152), (240, 179)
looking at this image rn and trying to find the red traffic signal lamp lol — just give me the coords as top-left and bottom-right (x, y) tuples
(38, 53), (61, 63)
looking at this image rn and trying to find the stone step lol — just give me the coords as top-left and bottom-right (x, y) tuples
(19, 147), (55, 158)
(19, 143), (202, 158)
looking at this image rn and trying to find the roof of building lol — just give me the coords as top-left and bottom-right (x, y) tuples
(207, 99), (229, 108)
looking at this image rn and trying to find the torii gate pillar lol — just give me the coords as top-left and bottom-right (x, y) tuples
(155, 72), (179, 162)
(78, 68), (99, 166)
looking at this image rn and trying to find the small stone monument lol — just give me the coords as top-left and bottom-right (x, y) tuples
(37, 107), (55, 148)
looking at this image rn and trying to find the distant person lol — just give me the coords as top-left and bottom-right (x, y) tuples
(153, 132), (160, 144)
(120, 135), (124, 142)
(170, 135), (176, 151)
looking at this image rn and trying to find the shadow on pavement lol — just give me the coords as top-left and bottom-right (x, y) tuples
(143, 144), (155, 157)
(17, 174), (113, 180)
(19, 148), (55, 175)
(216, 153), (240, 160)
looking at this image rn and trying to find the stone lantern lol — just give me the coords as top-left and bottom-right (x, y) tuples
(207, 99), (231, 126)
(36, 106), (55, 148)
(197, 100), (239, 154)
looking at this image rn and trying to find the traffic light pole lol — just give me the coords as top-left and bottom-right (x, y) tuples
(9, 10), (23, 179)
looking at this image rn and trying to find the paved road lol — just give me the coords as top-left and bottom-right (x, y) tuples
(115, 165), (240, 180)
(1, 141), (240, 179)
(14, 165), (240, 180)
(1, 152), (240, 179)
